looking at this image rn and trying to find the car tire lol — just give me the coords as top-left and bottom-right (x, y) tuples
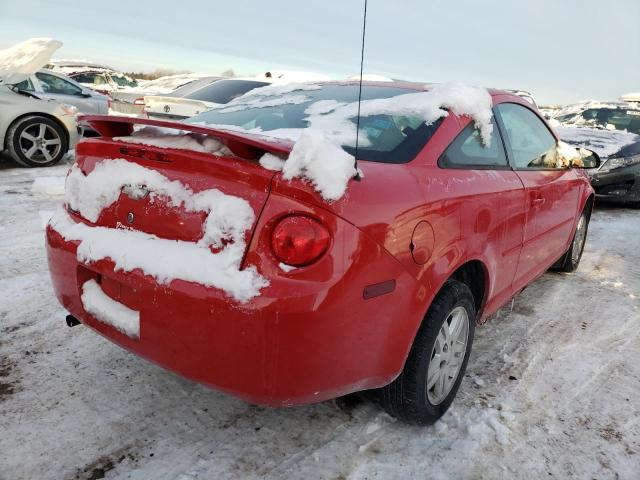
(6, 115), (68, 168)
(377, 280), (476, 425)
(552, 208), (590, 273)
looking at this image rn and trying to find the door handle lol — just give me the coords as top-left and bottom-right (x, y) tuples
(531, 197), (545, 207)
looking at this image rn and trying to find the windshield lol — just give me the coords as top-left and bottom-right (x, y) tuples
(186, 79), (269, 103)
(188, 84), (443, 164)
(110, 74), (138, 88)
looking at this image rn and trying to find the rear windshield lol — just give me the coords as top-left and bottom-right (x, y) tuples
(186, 80), (269, 103)
(188, 84), (442, 164)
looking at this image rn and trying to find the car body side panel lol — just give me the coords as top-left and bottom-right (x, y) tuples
(511, 169), (582, 286)
(0, 87), (79, 149)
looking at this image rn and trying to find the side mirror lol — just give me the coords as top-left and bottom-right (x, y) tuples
(577, 148), (600, 169)
(78, 91), (93, 98)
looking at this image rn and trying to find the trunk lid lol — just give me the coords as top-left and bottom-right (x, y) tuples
(75, 115), (292, 249)
(143, 95), (218, 119)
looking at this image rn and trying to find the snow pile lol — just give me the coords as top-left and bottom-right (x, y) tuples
(441, 405), (513, 446)
(258, 153), (286, 171)
(278, 82), (492, 201)
(304, 82), (493, 146)
(31, 176), (66, 195)
(556, 126), (639, 158)
(282, 130), (357, 201)
(81, 279), (140, 338)
(53, 159), (267, 302)
(114, 127), (232, 156)
(0, 38), (61, 84)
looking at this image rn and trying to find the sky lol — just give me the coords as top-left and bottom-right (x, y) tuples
(0, 0), (638, 105)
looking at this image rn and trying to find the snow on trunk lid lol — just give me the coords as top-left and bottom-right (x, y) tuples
(50, 156), (269, 302)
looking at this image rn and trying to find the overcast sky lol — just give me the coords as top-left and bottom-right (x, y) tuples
(1, 0), (638, 104)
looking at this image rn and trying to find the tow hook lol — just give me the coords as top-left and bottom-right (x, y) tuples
(65, 315), (81, 327)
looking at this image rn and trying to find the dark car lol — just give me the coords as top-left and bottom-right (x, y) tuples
(555, 104), (640, 205)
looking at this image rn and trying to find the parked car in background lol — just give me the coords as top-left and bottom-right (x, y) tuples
(46, 60), (142, 114)
(143, 77), (270, 120)
(555, 103), (640, 205)
(12, 69), (109, 114)
(1, 39), (80, 167)
(620, 92), (640, 103)
(50, 82), (598, 424)
(46, 61), (139, 93)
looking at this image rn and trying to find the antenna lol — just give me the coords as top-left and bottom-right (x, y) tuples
(353, 0), (368, 180)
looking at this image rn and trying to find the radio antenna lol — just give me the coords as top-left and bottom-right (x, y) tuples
(353, 0), (368, 180)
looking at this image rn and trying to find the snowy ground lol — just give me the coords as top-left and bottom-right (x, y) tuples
(0, 153), (638, 480)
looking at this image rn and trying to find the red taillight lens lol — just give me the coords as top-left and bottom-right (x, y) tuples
(271, 215), (330, 267)
(133, 97), (145, 106)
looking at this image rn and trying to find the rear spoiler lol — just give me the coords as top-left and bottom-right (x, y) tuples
(78, 115), (293, 159)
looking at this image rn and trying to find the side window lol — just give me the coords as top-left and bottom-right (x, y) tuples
(496, 103), (558, 169)
(73, 73), (107, 86)
(36, 72), (82, 95)
(439, 119), (507, 168)
(13, 77), (35, 92)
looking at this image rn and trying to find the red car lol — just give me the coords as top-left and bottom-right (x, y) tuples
(46, 82), (598, 425)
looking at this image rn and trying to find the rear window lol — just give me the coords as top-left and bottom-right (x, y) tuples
(188, 84), (443, 164)
(186, 80), (269, 103)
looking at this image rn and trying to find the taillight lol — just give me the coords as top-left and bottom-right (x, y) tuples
(133, 97), (145, 106)
(271, 215), (330, 267)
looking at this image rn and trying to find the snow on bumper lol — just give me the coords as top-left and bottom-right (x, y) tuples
(45, 217), (421, 406)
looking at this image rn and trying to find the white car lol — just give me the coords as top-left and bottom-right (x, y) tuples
(143, 77), (271, 120)
(0, 39), (80, 167)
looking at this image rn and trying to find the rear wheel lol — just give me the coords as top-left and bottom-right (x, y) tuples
(378, 280), (476, 425)
(6, 115), (68, 167)
(553, 209), (590, 273)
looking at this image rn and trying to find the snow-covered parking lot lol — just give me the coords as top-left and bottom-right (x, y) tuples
(1, 155), (638, 480)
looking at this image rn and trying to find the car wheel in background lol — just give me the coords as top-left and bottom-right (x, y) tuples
(553, 209), (590, 273)
(377, 280), (476, 425)
(6, 115), (68, 167)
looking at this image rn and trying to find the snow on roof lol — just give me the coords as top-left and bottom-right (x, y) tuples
(53, 159), (268, 302)
(259, 70), (331, 82)
(555, 125), (640, 158)
(0, 38), (62, 84)
(194, 81), (494, 202)
(348, 74), (393, 82)
(620, 92), (640, 103)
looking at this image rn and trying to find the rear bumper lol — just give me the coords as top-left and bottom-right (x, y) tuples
(46, 219), (420, 406)
(590, 166), (640, 204)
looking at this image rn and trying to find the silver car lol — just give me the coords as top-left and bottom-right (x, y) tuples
(1, 78), (80, 167)
(13, 69), (109, 114)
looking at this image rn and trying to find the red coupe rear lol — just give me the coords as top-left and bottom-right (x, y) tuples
(46, 82), (596, 424)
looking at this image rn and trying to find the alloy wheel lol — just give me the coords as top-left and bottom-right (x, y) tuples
(19, 123), (62, 164)
(571, 214), (587, 264)
(426, 305), (469, 405)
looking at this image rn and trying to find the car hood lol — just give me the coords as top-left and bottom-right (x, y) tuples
(554, 125), (640, 159)
(0, 38), (62, 85)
